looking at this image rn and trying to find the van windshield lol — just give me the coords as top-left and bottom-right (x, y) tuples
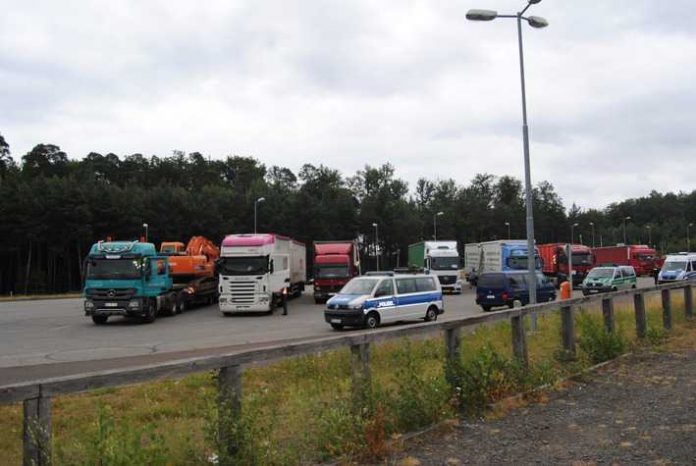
(341, 278), (379, 295)
(588, 268), (614, 279)
(663, 261), (687, 272)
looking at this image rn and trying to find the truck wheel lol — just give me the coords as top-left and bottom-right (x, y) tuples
(314, 297), (325, 305)
(424, 306), (438, 322)
(92, 315), (108, 325)
(142, 301), (156, 324)
(177, 298), (187, 314)
(364, 312), (380, 329)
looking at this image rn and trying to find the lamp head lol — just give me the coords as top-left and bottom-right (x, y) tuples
(466, 9), (497, 21)
(527, 16), (548, 28)
(436, 211), (444, 216)
(528, 0), (542, 4)
(143, 223), (148, 228)
(257, 197), (266, 203)
(372, 222), (378, 227)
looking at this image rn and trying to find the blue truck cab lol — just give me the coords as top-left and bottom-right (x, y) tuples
(83, 241), (180, 324)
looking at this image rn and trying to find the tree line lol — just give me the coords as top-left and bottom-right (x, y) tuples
(1, 133), (694, 295)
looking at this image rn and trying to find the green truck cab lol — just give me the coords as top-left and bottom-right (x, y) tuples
(581, 265), (637, 296)
(83, 241), (181, 324)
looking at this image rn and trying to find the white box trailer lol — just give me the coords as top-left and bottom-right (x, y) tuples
(218, 234), (306, 314)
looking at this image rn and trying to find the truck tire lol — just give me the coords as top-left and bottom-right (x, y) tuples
(92, 315), (108, 325)
(142, 301), (156, 324)
(314, 297), (325, 305)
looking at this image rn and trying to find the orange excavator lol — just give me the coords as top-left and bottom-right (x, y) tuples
(159, 236), (220, 309)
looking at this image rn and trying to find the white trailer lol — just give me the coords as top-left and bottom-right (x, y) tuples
(217, 234), (307, 314)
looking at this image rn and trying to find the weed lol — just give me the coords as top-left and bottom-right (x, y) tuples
(576, 312), (627, 364)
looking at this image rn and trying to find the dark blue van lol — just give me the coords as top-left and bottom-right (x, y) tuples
(475, 271), (556, 312)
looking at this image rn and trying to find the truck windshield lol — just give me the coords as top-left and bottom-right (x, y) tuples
(340, 278), (379, 295)
(507, 256), (541, 270)
(431, 257), (460, 270)
(86, 258), (143, 280)
(315, 265), (350, 279)
(636, 254), (654, 261)
(217, 256), (268, 275)
(560, 253), (593, 266)
(663, 261), (687, 272)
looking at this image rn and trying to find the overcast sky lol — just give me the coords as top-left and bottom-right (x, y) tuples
(2, 1), (695, 209)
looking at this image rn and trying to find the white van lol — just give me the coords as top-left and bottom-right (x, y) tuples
(658, 253), (696, 283)
(323, 274), (444, 330)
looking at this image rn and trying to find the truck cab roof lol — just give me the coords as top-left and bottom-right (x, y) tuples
(89, 241), (157, 257)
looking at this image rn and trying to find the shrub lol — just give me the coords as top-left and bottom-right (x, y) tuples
(576, 313), (627, 364)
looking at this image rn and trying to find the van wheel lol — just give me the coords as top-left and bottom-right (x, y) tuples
(481, 305), (492, 312)
(612, 287), (618, 292)
(631, 284), (636, 289)
(425, 306), (438, 322)
(330, 323), (344, 330)
(92, 315), (108, 325)
(364, 312), (380, 329)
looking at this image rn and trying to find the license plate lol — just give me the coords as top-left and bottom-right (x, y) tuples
(104, 302), (118, 307)
(331, 318), (341, 324)
(486, 295), (495, 299)
(588, 290), (598, 294)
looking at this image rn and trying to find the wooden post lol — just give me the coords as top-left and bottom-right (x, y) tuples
(685, 285), (694, 320)
(510, 314), (528, 367)
(602, 297), (615, 333)
(444, 327), (461, 386)
(350, 342), (371, 414)
(23, 393), (52, 466)
(560, 305), (576, 359)
(217, 365), (242, 458)
(661, 289), (672, 330)
(634, 292), (647, 339)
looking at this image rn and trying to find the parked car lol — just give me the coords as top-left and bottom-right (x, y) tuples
(323, 274), (443, 330)
(581, 266), (637, 295)
(475, 271), (556, 312)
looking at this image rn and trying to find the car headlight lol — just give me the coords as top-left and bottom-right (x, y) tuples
(350, 304), (363, 310)
(128, 300), (140, 309)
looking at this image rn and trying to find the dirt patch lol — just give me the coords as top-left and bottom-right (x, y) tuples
(377, 350), (696, 465)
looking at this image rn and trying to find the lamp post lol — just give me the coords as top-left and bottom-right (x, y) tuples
(467, 1), (548, 317)
(688, 223), (693, 252)
(434, 211), (444, 240)
(505, 221), (511, 239)
(589, 222), (595, 248)
(142, 223), (148, 242)
(372, 222), (380, 271)
(645, 225), (652, 247)
(571, 222), (579, 244)
(622, 216), (631, 245)
(254, 197), (265, 234)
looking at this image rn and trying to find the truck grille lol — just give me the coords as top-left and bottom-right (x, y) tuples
(88, 288), (136, 299)
(227, 281), (256, 303)
(438, 275), (457, 285)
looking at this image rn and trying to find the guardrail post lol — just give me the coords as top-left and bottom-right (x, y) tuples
(661, 289), (672, 330)
(560, 305), (576, 359)
(634, 292), (647, 339)
(444, 327), (461, 386)
(510, 314), (528, 367)
(23, 392), (52, 466)
(602, 297), (615, 333)
(217, 365), (242, 458)
(685, 285), (694, 320)
(350, 342), (371, 415)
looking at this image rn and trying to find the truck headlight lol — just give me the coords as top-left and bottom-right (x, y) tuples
(128, 300), (140, 309)
(259, 296), (269, 303)
(84, 300), (94, 310)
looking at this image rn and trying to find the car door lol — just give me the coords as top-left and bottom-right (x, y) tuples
(372, 278), (397, 322)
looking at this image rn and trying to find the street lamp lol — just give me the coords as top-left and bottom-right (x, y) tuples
(372, 222), (380, 271)
(505, 221), (511, 239)
(688, 223), (693, 252)
(142, 223), (149, 242)
(571, 223), (579, 244)
(589, 222), (596, 248)
(434, 211), (444, 240)
(645, 225), (652, 247)
(254, 197), (265, 234)
(467, 0), (548, 312)
(623, 216), (631, 244)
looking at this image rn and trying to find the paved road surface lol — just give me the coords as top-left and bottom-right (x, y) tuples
(0, 279), (654, 385)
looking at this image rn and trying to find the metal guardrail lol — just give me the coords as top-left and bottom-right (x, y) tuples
(2, 281), (694, 465)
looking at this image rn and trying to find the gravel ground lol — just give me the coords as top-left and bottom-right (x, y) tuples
(378, 350), (696, 465)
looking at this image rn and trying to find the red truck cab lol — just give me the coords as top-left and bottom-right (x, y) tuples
(592, 245), (657, 276)
(313, 241), (360, 304)
(538, 243), (594, 287)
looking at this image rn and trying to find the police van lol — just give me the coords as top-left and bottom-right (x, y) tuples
(658, 253), (696, 283)
(323, 273), (443, 330)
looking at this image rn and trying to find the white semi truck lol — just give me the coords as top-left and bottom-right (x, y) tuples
(217, 233), (306, 314)
(407, 240), (463, 294)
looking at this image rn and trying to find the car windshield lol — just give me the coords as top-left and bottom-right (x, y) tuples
(217, 256), (268, 275)
(587, 268), (614, 279)
(431, 256), (460, 270)
(86, 258), (144, 280)
(663, 261), (687, 272)
(340, 278), (379, 295)
(315, 265), (350, 279)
